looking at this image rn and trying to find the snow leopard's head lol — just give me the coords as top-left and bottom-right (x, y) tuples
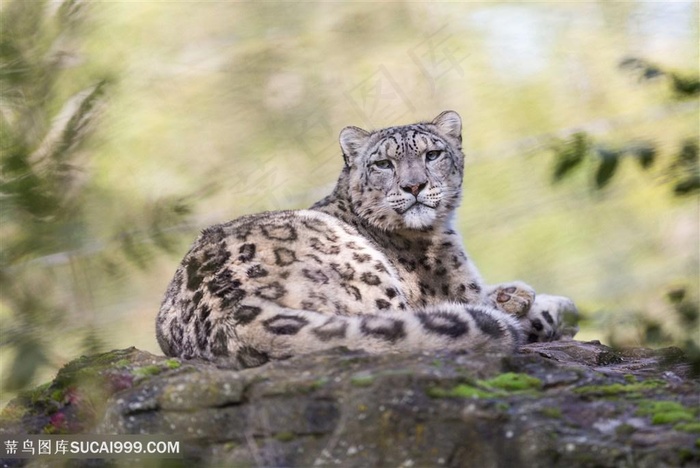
(339, 111), (465, 231)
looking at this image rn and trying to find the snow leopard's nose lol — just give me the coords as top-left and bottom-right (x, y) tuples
(401, 182), (426, 196)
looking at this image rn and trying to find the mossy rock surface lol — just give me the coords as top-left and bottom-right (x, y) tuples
(1, 341), (699, 467)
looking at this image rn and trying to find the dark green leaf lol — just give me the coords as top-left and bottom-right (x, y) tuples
(670, 140), (699, 196)
(552, 132), (589, 183)
(670, 73), (700, 97)
(644, 322), (664, 345)
(676, 302), (699, 326)
(677, 140), (698, 167)
(673, 176), (700, 196)
(632, 143), (656, 170)
(667, 288), (686, 304)
(594, 148), (620, 189)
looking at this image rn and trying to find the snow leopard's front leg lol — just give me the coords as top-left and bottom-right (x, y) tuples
(485, 282), (578, 343)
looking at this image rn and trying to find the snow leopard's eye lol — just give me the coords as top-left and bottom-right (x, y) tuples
(425, 150), (443, 162)
(373, 159), (394, 170)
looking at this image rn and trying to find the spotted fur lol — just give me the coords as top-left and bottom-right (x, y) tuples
(156, 111), (577, 365)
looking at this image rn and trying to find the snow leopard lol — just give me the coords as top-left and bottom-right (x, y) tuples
(156, 111), (577, 367)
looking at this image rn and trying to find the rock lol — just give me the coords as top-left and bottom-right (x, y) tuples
(1, 340), (699, 467)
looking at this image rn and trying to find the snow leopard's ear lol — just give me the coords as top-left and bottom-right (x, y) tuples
(339, 126), (370, 167)
(432, 110), (462, 142)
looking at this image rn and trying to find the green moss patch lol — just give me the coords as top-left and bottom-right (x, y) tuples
(164, 359), (181, 369)
(652, 412), (695, 425)
(132, 364), (165, 378)
(27, 382), (52, 404)
(636, 400), (698, 426)
(427, 373), (542, 400)
(675, 422), (700, 433)
(428, 384), (496, 399)
(131, 360), (183, 378)
(574, 379), (666, 396)
(350, 374), (375, 387)
(481, 373), (542, 392)
(311, 377), (329, 390)
(637, 400), (687, 415)
(541, 407), (562, 419)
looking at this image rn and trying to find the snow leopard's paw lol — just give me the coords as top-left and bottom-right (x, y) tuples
(487, 281), (536, 318)
(521, 294), (579, 343)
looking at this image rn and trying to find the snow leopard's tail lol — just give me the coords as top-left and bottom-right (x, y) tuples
(157, 298), (522, 367)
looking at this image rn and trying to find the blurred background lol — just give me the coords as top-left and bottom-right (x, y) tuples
(1, 0), (698, 404)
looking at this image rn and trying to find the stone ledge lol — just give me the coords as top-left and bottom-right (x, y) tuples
(1, 341), (698, 467)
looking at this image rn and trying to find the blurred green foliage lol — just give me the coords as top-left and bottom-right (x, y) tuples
(548, 58), (699, 367)
(552, 59), (700, 194)
(0, 0), (192, 393)
(0, 1), (698, 399)
(552, 58), (700, 368)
